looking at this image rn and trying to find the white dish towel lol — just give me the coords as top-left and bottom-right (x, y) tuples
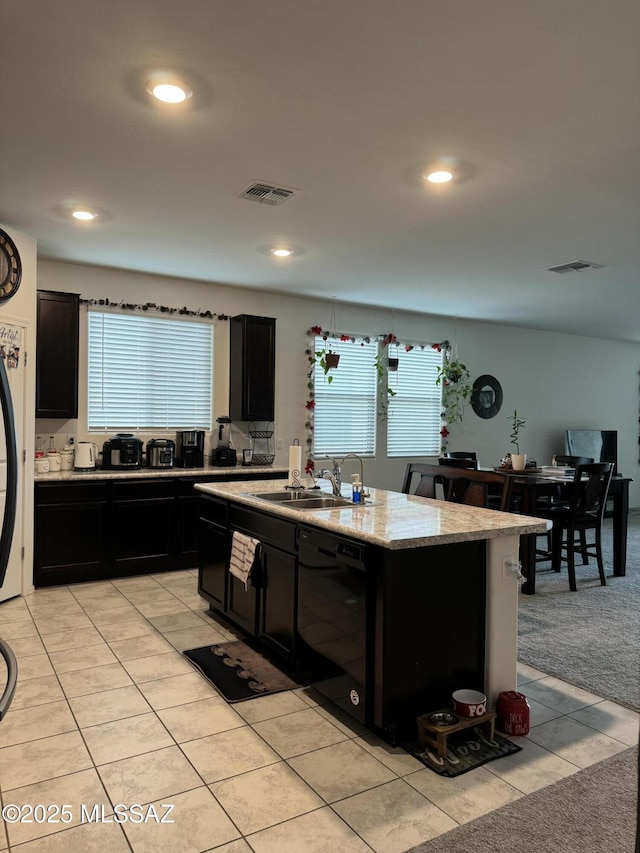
(229, 531), (261, 590)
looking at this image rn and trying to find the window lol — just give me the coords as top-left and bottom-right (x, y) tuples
(312, 336), (377, 456)
(386, 346), (443, 456)
(88, 311), (213, 430)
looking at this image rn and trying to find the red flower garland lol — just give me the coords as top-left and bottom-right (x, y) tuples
(305, 327), (449, 470)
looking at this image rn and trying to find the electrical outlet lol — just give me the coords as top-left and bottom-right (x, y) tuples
(502, 556), (523, 582)
(275, 439), (283, 451)
(66, 434), (76, 447)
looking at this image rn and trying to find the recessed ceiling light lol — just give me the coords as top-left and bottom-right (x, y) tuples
(271, 248), (293, 257)
(71, 209), (98, 221)
(146, 80), (192, 104)
(425, 169), (454, 184)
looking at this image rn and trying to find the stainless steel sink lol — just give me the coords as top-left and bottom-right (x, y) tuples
(250, 490), (319, 502)
(249, 490), (355, 509)
(286, 496), (354, 509)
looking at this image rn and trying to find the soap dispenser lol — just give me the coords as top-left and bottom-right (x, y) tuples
(352, 474), (362, 504)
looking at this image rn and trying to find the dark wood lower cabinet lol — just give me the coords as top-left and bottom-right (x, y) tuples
(226, 574), (260, 636)
(34, 471), (286, 587)
(198, 497), (298, 662)
(198, 519), (228, 609)
(35, 498), (109, 586)
(111, 480), (175, 572)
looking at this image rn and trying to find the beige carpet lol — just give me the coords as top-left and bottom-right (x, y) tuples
(407, 746), (638, 853)
(518, 512), (640, 711)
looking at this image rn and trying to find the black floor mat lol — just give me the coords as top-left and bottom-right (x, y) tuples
(183, 640), (306, 702)
(402, 728), (522, 777)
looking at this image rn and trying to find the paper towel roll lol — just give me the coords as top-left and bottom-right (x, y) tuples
(288, 444), (302, 488)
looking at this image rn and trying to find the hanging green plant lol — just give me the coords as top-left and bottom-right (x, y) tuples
(316, 348), (340, 382)
(374, 352), (397, 419)
(435, 342), (472, 453)
(307, 326), (351, 384)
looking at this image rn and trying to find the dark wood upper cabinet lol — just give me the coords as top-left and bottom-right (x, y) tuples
(35, 290), (79, 419)
(229, 314), (276, 421)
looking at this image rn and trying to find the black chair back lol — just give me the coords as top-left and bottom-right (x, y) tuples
(438, 457), (479, 470)
(401, 463), (442, 499)
(445, 451), (477, 460)
(554, 455), (594, 467)
(571, 463), (613, 518)
(437, 468), (514, 511)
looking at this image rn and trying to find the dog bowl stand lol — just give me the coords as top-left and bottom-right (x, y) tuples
(417, 709), (497, 758)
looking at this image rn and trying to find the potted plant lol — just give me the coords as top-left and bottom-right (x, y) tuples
(317, 348), (340, 381)
(435, 345), (472, 452)
(506, 409), (527, 469)
(307, 327), (342, 384)
(374, 352), (397, 418)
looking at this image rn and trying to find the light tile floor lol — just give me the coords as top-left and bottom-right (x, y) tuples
(0, 571), (636, 853)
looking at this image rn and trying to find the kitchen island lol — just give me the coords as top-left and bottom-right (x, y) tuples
(195, 478), (547, 741)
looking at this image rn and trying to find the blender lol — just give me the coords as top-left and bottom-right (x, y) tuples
(211, 416), (237, 466)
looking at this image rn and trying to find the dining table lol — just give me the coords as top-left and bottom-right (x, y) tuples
(507, 469), (632, 594)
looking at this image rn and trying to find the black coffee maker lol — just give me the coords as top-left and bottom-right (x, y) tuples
(175, 430), (205, 467)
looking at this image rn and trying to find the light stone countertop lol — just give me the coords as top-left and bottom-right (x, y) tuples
(195, 478), (549, 550)
(34, 464), (289, 482)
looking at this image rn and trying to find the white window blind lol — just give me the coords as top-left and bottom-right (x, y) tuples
(313, 336), (377, 456)
(386, 346), (443, 456)
(88, 311), (213, 430)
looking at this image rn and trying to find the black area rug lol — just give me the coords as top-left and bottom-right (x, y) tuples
(183, 640), (306, 702)
(402, 728), (522, 778)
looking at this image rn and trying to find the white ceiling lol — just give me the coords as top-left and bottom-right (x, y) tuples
(2, 0), (640, 342)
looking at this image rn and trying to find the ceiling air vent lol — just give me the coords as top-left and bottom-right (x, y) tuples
(237, 182), (298, 206)
(547, 260), (604, 274)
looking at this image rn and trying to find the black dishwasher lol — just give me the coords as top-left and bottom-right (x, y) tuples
(296, 525), (369, 723)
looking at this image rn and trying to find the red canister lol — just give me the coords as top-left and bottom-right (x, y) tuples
(497, 691), (530, 736)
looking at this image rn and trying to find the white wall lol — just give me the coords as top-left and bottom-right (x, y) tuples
(36, 259), (640, 508)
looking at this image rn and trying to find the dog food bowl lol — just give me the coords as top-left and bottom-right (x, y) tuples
(428, 712), (458, 727)
(452, 689), (487, 718)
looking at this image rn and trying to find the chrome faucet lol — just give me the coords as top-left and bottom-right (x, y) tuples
(316, 454), (369, 499)
(341, 453), (369, 499)
(316, 455), (341, 495)
(316, 468), (342, 496)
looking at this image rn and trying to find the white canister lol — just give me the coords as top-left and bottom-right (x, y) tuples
(47, 452), (62, 472)
(35, 458), (50, 474)
(60, 450), (74, 470)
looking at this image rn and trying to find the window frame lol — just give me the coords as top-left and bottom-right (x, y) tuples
(87, 309), (214, 432)
(385, 344), (444, 457)
(311, 335), (378, 459)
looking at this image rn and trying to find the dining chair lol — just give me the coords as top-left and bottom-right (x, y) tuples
(537, 462), (614, 591)
(401, 463), (442, 499)
(445, 451), (477, 461)
(438, 457), (479, 470)
(535, 453), (596, 559)
(437, 468), (514, 512)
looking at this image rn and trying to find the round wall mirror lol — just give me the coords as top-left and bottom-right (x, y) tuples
(471, 374), (503, 419)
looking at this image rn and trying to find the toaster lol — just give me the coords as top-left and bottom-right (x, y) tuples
(102, 433), (143, 469)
